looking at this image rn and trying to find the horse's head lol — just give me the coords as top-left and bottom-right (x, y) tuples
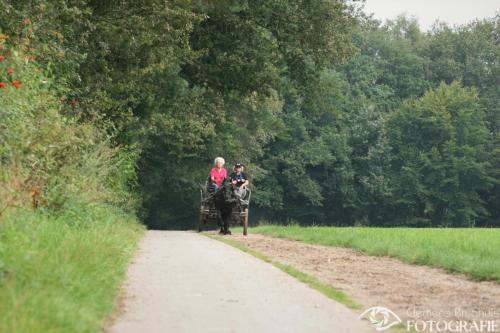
(215, 179), (239, 206)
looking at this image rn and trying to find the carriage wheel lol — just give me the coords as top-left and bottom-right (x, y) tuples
(243, 212), (248, 236)
(198, 209), (203, 232)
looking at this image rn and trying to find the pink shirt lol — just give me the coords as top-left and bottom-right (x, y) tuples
(210, 167), (227, 187)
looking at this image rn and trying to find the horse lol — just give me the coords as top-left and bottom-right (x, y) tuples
(213, 180), (241, 235)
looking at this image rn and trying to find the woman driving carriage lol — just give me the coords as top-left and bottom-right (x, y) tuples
(207, 157), (227, 193)
(200, 159), (251, 236)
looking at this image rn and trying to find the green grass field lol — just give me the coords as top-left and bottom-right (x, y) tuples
(0, 205), (144, 333)
(247, 225), (500, 281)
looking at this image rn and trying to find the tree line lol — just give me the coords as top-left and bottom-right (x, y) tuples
(1, 1), (498, 228)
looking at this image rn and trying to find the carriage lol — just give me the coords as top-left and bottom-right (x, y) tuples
(198, 186), (251, 235)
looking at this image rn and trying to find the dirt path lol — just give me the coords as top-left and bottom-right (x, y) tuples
(106, 231), (375, 333)
(226, 233), (500, 332)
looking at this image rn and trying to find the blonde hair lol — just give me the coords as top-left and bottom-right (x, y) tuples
(214, 157), (225, 166)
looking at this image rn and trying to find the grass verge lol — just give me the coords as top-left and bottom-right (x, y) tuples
(203, 233), (361, 309)
(0, 205), (144, 333)
(247, 225), (500, 281)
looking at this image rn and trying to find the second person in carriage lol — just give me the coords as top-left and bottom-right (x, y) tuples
(229, 163), (249, 198)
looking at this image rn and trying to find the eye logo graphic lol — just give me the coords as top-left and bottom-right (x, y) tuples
(359, 306), (402, 331)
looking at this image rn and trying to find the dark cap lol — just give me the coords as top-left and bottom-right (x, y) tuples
(234, 163), (244, 168)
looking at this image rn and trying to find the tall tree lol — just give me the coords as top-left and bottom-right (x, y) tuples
(386, 82), (495, 226)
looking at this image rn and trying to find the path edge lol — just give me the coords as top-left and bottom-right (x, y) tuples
(202, 233), (362, 310)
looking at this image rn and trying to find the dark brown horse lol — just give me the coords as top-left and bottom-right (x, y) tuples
(213, 180), (240, 234)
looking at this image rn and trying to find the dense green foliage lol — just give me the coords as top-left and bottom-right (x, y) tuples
(257, 16), (500, 227)
(1, 4), (144, 331)
(245, 225), (500, 281)
(0, 43), (138, 213)
(1, 2), (498, 231)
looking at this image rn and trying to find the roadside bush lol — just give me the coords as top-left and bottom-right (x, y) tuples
(0, 31), (143, 333)
(0, 39), (138, 216)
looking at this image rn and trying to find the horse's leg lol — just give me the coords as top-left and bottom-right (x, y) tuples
(222, 209), (231, 235)
(216, 209), (224, 234)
